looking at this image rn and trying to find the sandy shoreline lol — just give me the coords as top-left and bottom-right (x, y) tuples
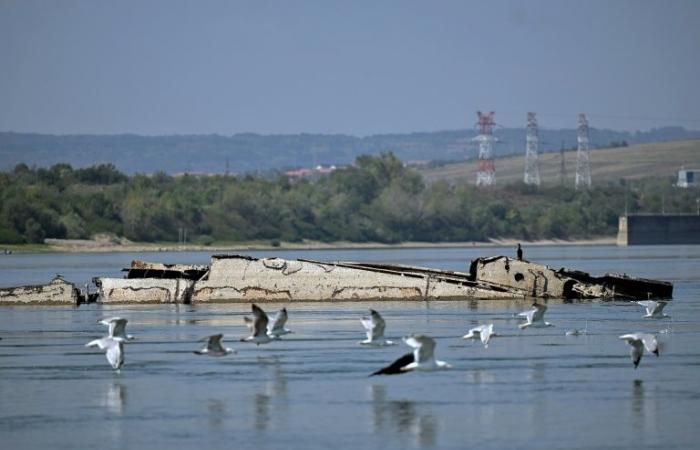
(3, 237), (617, 253)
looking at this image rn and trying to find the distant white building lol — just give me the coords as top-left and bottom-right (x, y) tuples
(677, 169), (700, 188)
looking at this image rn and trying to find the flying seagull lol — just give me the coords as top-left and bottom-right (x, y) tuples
(371, 335), (451, 376)
(462, 323), (495, 347)
(360, 309), (396, 346)
(194, 334), (235, 356)
(241, 304), (273, 345)
(86, 337), (124, 370)
(619, 333), (659, 368)
(636, 300), (669, 319)
(98, 317), (135, 341)
(267, 307), (293, 339)
(518, 303), (553, 329)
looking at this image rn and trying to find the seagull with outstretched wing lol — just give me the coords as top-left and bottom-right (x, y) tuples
(518, 303), (553, 329)
(359, 309), (395, 346)
(86, 337), (125, 370)
(463, 323), (495, 347)
(636, 300), (669, 319)
(267, 307), (293, 339)
(194, 334), (235, 356)
(620, 333), (659, 368)
(241, 304), (273, 345)
(98, 317), (135, 341)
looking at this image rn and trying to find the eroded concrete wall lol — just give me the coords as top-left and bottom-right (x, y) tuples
(193, 256), (515, 302)
(473, 256), (609, 299)
(0, 277), (78, 304)
(474, 257), (569, 297)
(97, 278), (194, 303)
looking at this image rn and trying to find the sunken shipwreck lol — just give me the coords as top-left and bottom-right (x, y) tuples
(0, 254), (673, 305)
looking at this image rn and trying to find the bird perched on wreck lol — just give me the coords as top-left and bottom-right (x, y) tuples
(194, 334), (235, 356)
(636, 300), (670, 319)
(86, 336), (125, 370)
(241, 304), (273, 345)
(462, 323), (495, 347)
(98, 317), (135, 341)
(359, 309), (396, 346)
(619, 333), (659, 368)
(371, 335), (451, 376)
(267, 307), (293, 339)
(518, 303), (553, 329)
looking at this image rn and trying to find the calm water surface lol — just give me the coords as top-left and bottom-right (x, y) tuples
(1, 245), (699, 450)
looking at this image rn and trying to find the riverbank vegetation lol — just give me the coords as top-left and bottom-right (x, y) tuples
(1, 153), (697, 244)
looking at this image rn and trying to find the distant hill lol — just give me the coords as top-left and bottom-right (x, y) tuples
(418, 139), (700, 185)
(1, 126), (699, 174)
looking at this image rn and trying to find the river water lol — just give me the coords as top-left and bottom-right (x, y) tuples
(0, 245), (698, 450)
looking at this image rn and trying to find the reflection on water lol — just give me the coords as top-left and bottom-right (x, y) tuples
(529, 362), (547, 440)
(254, 392), (270, 431)
(253, 357), (289, 432)
(468, 368), (496, 384)
(632, 379), (645, 432)
(101, 382), (127, 415)
(207, 398), (226, 430)
(631, 379), (662, 438)
(369, 384), (438, 447)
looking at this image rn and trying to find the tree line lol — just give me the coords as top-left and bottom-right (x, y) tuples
(0, 153), (697, 245)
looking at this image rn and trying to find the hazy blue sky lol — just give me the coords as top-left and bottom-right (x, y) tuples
(1, 0), (699, 135)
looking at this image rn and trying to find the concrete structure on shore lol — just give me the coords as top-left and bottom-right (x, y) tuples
(617, 214), (700, 245)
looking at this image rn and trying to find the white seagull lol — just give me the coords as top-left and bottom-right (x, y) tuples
(241, 304), (273, 345)
(636, 300), (669, 319)
(518, 303), (553, 329)
(98, 317), (135, 341)
(194, 334), (235, 356)
(462, 323), (495, 347)
(86, 337), (125, 370)
(360, 309), (396, 346)
(267, 307), (293, 339)
(371, 335), (451, 376)
(619, 333), (659, 368)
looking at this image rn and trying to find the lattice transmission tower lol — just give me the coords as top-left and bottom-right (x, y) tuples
(475, 111), (496, 186)
(575, 113), (591, 189)
(524, 112), (540, 186)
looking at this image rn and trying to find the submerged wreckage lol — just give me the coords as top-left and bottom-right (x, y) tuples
(97, 254), (671, 304)
(1, 254), (673, 305)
